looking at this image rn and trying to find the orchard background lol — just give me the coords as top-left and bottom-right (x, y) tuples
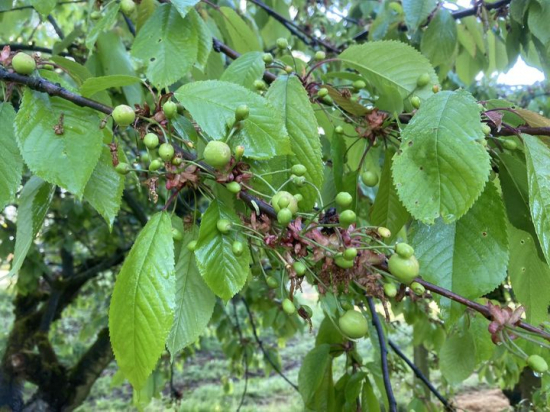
(1, 0), (550, 411)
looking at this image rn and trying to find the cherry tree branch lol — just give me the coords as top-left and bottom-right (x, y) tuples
(240, 297), (299, 391)
(246, 0), (339, 53)
(0, 43), (71, 57)
(3, 53), (550, 345)
(367, 297), (397, 412)
(388, 339), (454, 410)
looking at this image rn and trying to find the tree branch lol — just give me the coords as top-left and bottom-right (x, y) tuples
(47, 15), (65, 39)
(388, 339), (454, 410)
(246, 0), (339, 53)
(0, 43), (71, 57)
(367, 297), (397, 412)
(0, 0), (86, 14)
(240, 297), (299, 391)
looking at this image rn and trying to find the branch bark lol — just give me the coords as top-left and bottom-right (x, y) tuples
(367, 297), (397, 412)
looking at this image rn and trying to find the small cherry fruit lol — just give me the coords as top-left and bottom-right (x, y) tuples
(232, 241), (244, 256)
(339, 310), (368, 339)
(411, 95), (421, 109)
(395, 243), (415, 259)
(187, 240), (198, 252)
(335, 255), (354, 269)
(335, 192), (353, 208)
(12, 53), (36, 75)
(171, 228), (183, 241)
(318, 87), (329, 98)
(410, 281), (425, 295)
(276, 38), (289, 49)
(143, 133), (159, 149)
(384, 283), (397, 298)
(159, 143), (175, 161)
(293, 261), (306, 276)
(388, 254), (419, 284)
(148, 159), (163, 172)
(416, 73), (431, 87)
(226, 182), (241, 194)
(503, 139), (517, 151)
(235, 104), (249, 121)
(291, 164), (307, 177)
(527, 355), (548, 373)
(163, 101), (178, 119)
(115, 162), (131, 175)
(216, 219), (232, 234)
(339, 210), (357, 227)
(314, 51), (326, 61)
(112, 105), (135, 127)
(262, 53), (273, 64)
(361, 171), (378, 187)
(120, 0), (136, 14)
(204, 140), (232, 169)
(282, 298), (296, 314)
(277, 208), (293, 226)
(352, 80), (366, 91)
(377, 227), (391, 238)
(271, 191), (298, 214)
(343, 248), (358, 261)
(266, 276), (279, 289)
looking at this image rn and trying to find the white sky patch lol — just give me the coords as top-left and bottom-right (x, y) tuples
(497, 57), (546, 85)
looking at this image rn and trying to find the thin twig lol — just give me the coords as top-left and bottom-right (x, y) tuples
(122, 13), (136, 37)
(47, 15), (65, 39)
(240, 297), (299, 391)
(388, 339), (454, 410)
(367, 297), (397, 412)
(0, 43), (71, 57)
(0, 0), (86, 14)
(233, 301), (249, 411)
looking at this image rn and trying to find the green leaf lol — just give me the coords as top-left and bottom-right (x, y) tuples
(219, 6), (261, 53)
(528, 0), (550, 47)
(420, 9), (458, 67)
(0, 103), (23, 212)
(30, 0), (56, 15)
(131, 4), (198, 88)
(96, 32), (144, 107)
(187, 9), (212, 71)
(174, 80), (290, 159)
(220, 51), (265, 90)
(167, 227), (216, 357)
(109, 212), (175, 390)
(80, 75), (142, 98)
(86, 1), (120, 52)
(194, 200), (250, 300)
(392, 90), (490, 223)
(509, 225), (550, 324)
(15, 90), (103, 197)
(265, 75), (323, 209)
(8, 177), (55, 277)
(339, 41), (438, 112)
(83, 146), (125, 230)
(439, 330), (476, 384)
(370, 148), (410, 237)
(524, 134), (550, 266)
(410, 182), (509, 318)
(298, 344), (332, 408)
(403, 0), (436, 31)
(171, 0), (200, 18)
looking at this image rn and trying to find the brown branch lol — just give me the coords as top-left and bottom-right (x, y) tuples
(246, 0), (339, 53)
(413, 278), (550, 341)
(0, 0), (86, 14)
(367, 297), (397, 412)
(388, 339), (454, 410)
(0, 43), (72, 57)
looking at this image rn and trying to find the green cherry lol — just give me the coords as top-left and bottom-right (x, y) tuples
(266, 276), (279, 289)
(384, 283), (397, 298)
(395, 243), (415, 259)
(527, 355), (548, 373)
(377, 227), (391, 238)
(277, 208), (293, 226)
(262, 53), (273, 64)
(115, 162), (131, 175)
(314, 51), (326, 61)
(343, 248), (358, 261)
(271, 191), (298, 214)
(187, 240), (198, 252)
(388, 254), (419, 284)
(120, 0), (136, 14)
(318, 87), (329, 98)
(163, 101), (178, 119)
(282, 298), (296, 314)
(482, 124), (492, 136)
(335, 192), (353, 208)
(143, 133), (159, 149)
(410, 281), (425, 295)
(232, 241), (244, 256)
(148, 159), (163, 172)
(12, 53), (36, 75)
(352, 80), (366, 91)
(291, 164), (307, 177)
(503, 139), (518, 150)
(226, 181), (241, 194)
(171, 228), (183, 241)
(411, 95), (421, 109)
(112, 105), (135, 127)
(339, 310), (368, 339)
(335, 255), (354, 269)
(216, 219), (232, 234)
(293, 261), (307, 276)
(339, 210), (357, 228)
(235, 104), (249, 121)
(416, 73), (430, 88)
(361, 171), (378, 187)
(335, 125), (344, 134)
(159, 143), (175, 162)
(276, 38), (289, 49)
(204, 141), (232, 169)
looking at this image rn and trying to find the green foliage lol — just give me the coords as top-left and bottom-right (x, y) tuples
(109, 212), (175, 390)
(2, 1), (550, 410)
